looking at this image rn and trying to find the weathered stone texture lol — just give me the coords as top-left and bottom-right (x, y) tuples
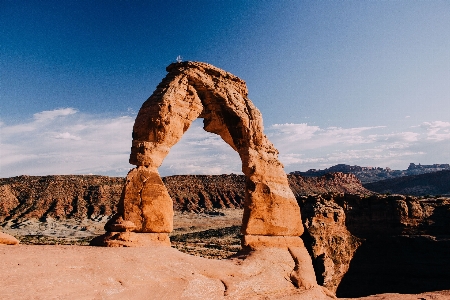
(110, 167), (173, 233)
(112, 61), (303, 238)
(90, 232), (170, 247)
(299, 194), (362, 293)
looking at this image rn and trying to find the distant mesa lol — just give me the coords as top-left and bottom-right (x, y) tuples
(292, 163), (450, 184)
(364, 169), (450, 196)
(407, 162), (450, 171)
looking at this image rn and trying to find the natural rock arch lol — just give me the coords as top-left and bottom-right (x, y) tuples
(96, 62), (304, 247)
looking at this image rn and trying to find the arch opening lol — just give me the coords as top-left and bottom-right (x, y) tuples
(159, 118), (242, 177)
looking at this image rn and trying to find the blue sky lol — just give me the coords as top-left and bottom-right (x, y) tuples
(1, 1), (450, 177)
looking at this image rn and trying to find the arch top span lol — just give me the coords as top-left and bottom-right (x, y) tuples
(101, 61), (304, 247)
(130, 61), (268, 173)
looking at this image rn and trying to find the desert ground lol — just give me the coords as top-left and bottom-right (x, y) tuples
(2, 209), (450, 299)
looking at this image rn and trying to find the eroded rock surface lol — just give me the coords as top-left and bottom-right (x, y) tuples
(299, 194), (362, 294)
(0, 245), (334, 299)
(298, 193), (450, 297)
(1, 173), (369, 223)
(107, 61), (304, 243)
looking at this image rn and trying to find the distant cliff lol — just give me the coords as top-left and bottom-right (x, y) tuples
(292, 163), (450, 183)
(0, 172), (370, 222)
(0, 175), (124, 223)
(363, 169), (450, 196)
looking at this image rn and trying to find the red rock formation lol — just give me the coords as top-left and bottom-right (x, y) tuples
(105, 61), (304, 247)
(0, 175), (123, 223)
(95, 61), (322, 294)
(298, 194), (362, 293)
(299, 193), (450, 297)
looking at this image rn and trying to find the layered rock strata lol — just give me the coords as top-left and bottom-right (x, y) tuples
(298, 193), (450, 297)
(0, 173), (370, 223)
(0, 175), (123, 223)
(298, 194), (362, 294)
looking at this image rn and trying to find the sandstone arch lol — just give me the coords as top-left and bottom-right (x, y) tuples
(99, 61), (304, 247)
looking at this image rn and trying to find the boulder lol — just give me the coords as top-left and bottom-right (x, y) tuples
(0, 232), (19, 245)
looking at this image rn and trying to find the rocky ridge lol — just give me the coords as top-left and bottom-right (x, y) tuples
(363, 169), (450, 196)
(293, 163), (450, 184)
(0, 172), (369, 223)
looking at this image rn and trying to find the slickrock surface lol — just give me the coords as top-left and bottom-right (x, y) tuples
(0, 244), (448, 299)
(342, 291), (450, 300)
(0, 245), (334, 300)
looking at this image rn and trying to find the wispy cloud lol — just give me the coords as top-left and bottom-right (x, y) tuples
(1, 109), (449, 177)
(0, 108), (134, 177)
(268, 122), (449, 171)
(422, 121), (450, 141)
(54, 132), (81, 140)
(159, 120), (242, 175)
(33, 108), (78, 121)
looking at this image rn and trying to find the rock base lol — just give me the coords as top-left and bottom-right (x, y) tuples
(90, 232), (170, 247)
(238, 235), (322, 294)
(242, 234), (305, 250)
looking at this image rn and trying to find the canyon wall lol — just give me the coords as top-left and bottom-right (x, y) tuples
(0, 172), (368, 222)
(301, 193), (450, 297)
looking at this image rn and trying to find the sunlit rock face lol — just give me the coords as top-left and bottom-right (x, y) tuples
(105, 61), (303, 244)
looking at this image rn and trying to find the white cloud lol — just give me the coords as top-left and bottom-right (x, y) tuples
(266, 124), (385, 152)
(267, 121), (449, 172)
(422, 121), (450, 141)
(33, 108), (78, 121)
(1, 110), (449, 177)
(159, 120), (242, 175)
(54, 132), (81, 140)
(0, 108), (134, 177)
